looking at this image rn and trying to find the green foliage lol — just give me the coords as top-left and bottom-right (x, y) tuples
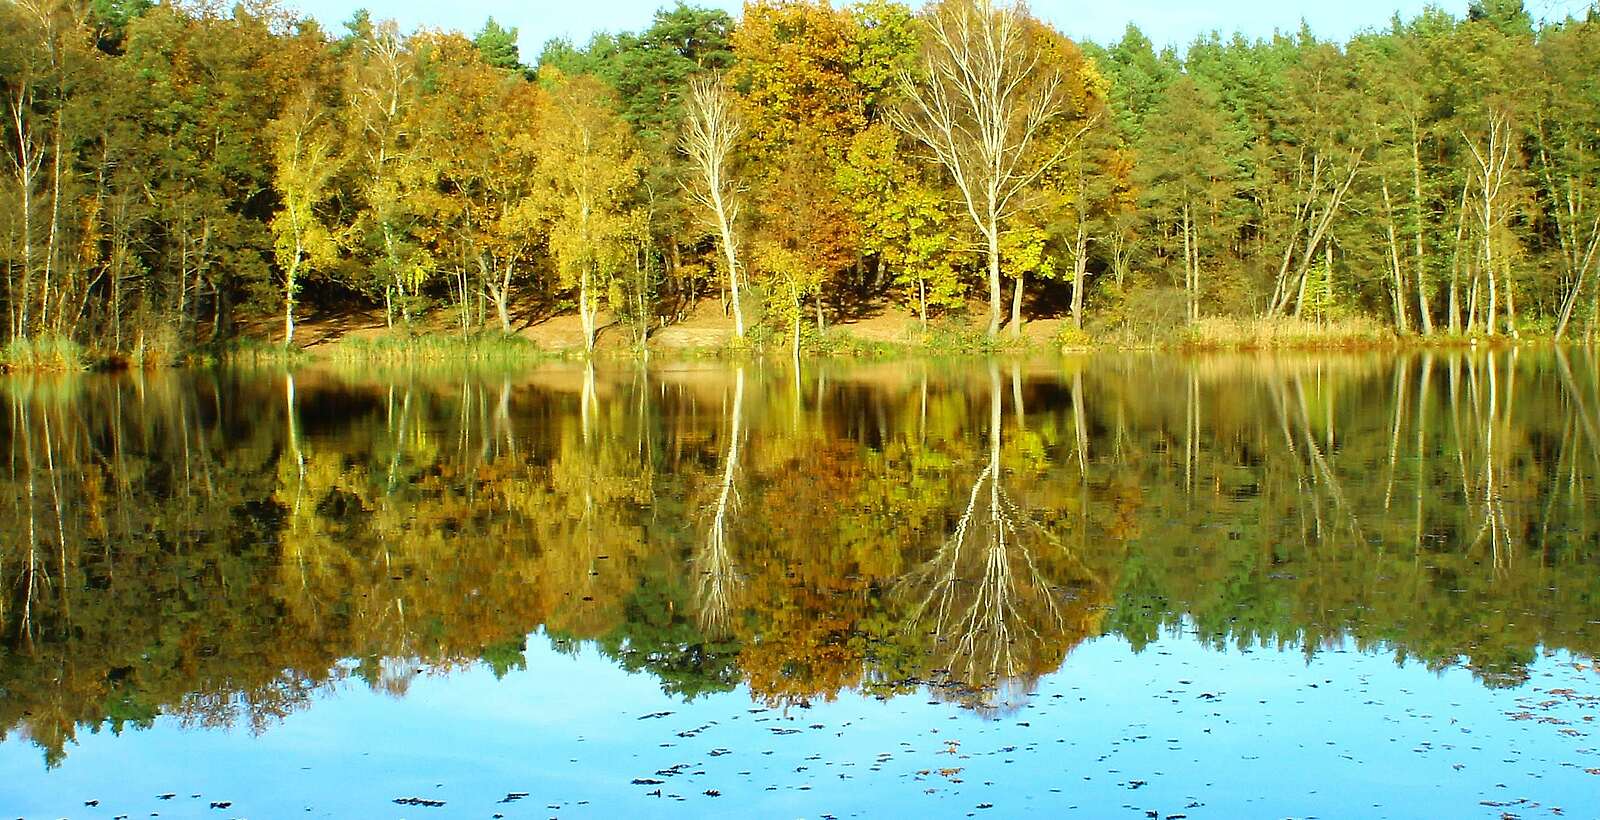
(915, 317), (1010, 355)
(128, 322), (182, 369)
(480, 637), (529, 679)
(1054, 322), (1092, 350)
(838, 124), (969, 324)
(213, 336), (314, 367)
(473, 18), (522, 71)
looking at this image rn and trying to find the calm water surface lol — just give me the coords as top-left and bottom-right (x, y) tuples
(2, 352), (1599, 818)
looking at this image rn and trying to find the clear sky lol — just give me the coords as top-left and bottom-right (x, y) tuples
(283, 0), (1591, 63)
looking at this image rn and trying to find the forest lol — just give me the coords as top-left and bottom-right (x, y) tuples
(3, 0), (1600, 365)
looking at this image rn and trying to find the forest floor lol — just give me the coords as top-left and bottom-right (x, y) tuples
(216, 298), (1537, 366)
(240, 298), (1074, 358)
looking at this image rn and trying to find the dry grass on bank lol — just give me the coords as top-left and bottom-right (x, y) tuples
(1183, 316), (1397, 351)
(321, 331), (546, 364)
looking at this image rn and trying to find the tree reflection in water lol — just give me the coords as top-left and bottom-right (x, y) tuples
(899, 364), (1106, 714)
(695, 367), (744, 638)
(1, 352), (1598, 763)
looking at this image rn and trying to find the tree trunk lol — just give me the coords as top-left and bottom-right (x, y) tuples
(1484, 224), (1498, 337)
(1382, 179), (1410, 334)
(1182, 201), (1197, 323)
(1504, 259), (1520, 340)
(1589, 290), (1598, 345)
(1010, 270), (1024, 339)
(43, 109), (63, 335)
(712, 195), (744, 339)
(494, 264), (512, 332)
(1411, 126), (1434, 335)
(1071, 221), (1088, 329)
(986, 226), (1003, 337)
(667, 239), (684, 319)
(11, 91), (38, 340)
(1448, 182), (1468, 334)
(1324, 243), (1334, 323)
(579, 265), (597, 354)
(283, 257), (298, 348)
(1467, 267), (1480, 333)
(1555, 260), (1592, 341)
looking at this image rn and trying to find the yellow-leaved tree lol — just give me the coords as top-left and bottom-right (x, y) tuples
(268, 87), (341, 347)
(534, 70), (642, 354)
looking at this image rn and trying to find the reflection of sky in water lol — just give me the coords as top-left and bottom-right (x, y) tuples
(7, 628), (1597, 817)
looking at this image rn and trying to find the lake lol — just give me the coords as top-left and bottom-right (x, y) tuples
(2, 351), (1598, 818)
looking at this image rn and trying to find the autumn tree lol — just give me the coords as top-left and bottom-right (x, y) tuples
(753, 134), (858, 362)
(889, 0), (1095, 337)
(680, 73), (748, 338)
(533, 70), (642, 354)
(731, 0), (865, 170)
(341, 19), (429, 326)
(478, 82), (544, 332)
(838, 122), (968, 328)
(539, 5), (735, 317)
(267, 87), (341, 346)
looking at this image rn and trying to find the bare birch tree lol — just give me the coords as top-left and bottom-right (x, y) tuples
(888, 0), (1089, 337)
(681, 74), (747, 339)
(1533, 115), (1600, 341)
(1463, 110), (1517, 338)
(5, 75), (44, 340)
(1265, 148), (1364, 318)
(345, 21), (419, 328)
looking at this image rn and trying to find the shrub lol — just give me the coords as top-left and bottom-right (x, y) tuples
(1, 335), (85, 372)
(130, 323), (182, 369)
(1054, 323), (1092, 350)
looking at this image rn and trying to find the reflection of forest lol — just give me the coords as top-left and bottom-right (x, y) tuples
(3, 352), (1599, 763)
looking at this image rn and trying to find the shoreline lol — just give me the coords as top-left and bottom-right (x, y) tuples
(0, 318), (1584, 376)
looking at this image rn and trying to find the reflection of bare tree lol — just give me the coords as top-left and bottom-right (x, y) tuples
(580, 360), (598, 442)
(1451, 352), (1518, 573)
(492, 377), (518, 458)
(286, 372), (305, 490)
(1412, 355), (1434, 553)
(1555, 348), (1600, 477)
(694, 368), (744, 637)
(1268, 369), (1364, 546)
(899, 365), (1102, 713)
(10, 393), (42, 648)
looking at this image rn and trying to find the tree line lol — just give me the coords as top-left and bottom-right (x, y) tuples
(3, 0), (1599, 359)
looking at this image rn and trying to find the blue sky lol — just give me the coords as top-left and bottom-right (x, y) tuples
(285, 0), (1591, 62)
